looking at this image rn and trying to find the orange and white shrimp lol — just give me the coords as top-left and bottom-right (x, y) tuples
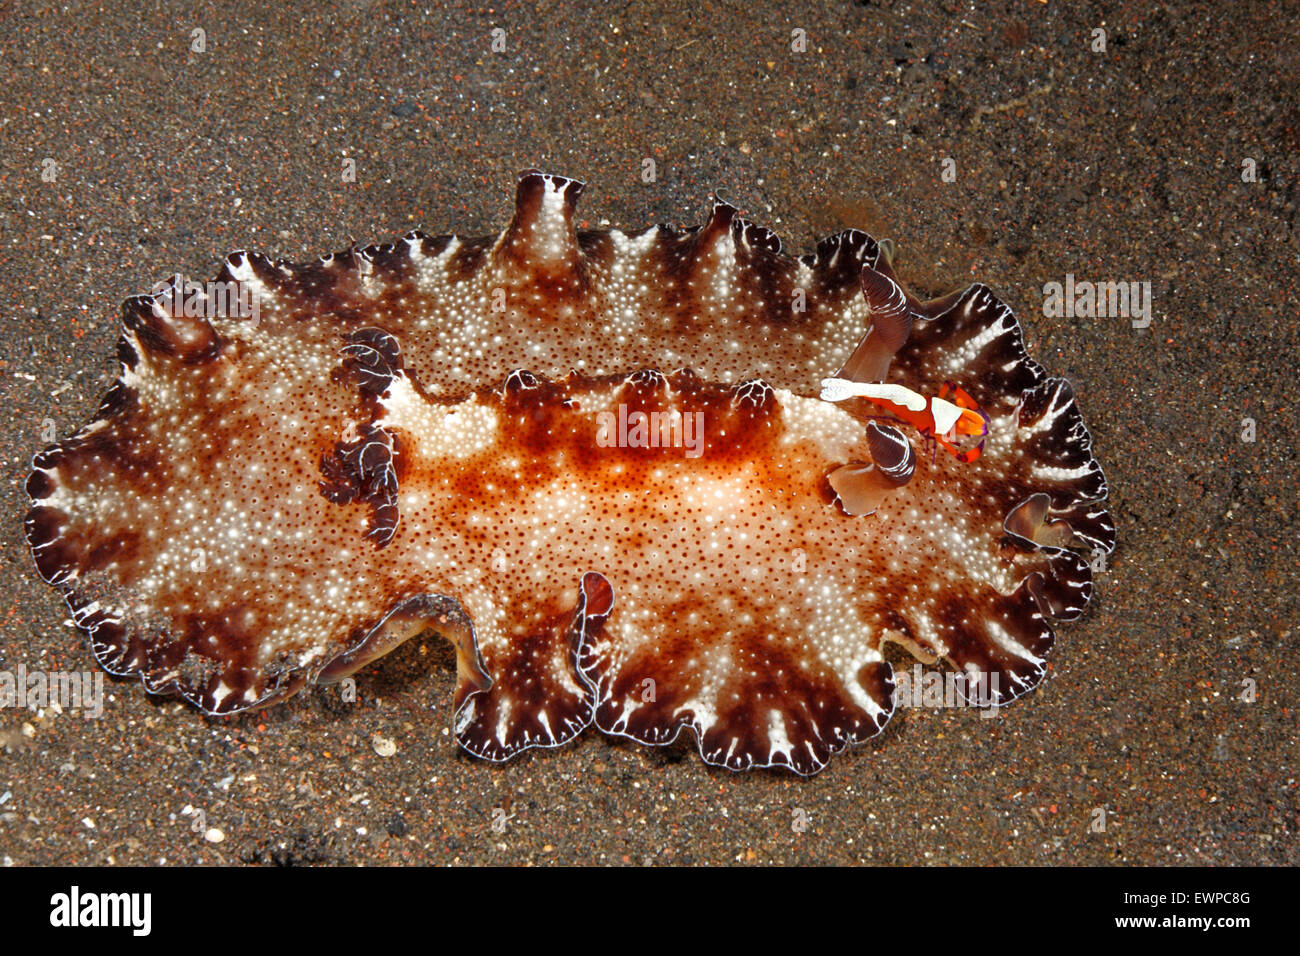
(820, 377), (990, 462)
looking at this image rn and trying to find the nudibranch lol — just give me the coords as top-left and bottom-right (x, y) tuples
(24, 171), (1114, 774)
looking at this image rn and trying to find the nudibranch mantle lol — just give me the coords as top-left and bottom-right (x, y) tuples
(24, 170), (1114, 775)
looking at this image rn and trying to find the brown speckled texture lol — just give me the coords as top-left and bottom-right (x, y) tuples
(0, 0), (1295, 864)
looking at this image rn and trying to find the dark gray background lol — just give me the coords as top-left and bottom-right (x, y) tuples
(0, 0), (1295, 864)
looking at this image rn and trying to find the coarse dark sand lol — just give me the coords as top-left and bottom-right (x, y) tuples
(0, 0), (1295, 866)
